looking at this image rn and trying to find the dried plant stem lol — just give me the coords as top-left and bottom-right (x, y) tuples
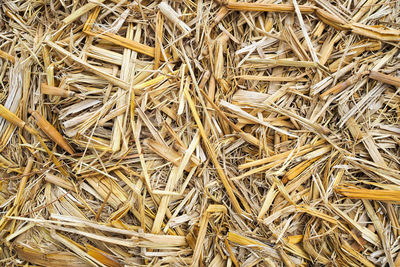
(29, 109), (75, 154)
(0, 49), (15, 63)
(369, 71), (400, 87)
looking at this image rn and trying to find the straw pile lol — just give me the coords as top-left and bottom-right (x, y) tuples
(0, 0), (400, 266)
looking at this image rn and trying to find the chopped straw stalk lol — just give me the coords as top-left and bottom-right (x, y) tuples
(0, 0), (400, 266)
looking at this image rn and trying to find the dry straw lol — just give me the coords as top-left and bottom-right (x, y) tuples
(0, 0), (400, 266)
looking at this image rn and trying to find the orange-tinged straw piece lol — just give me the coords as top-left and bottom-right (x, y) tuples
(86, 244), (122, 267)
(0, 104), (29, 130)
(0, 49), (16, 63)
(369, 71), (400, 87)
(28, 109), (75, 154)
(336, 186), (400, 202)
(41, 83), (75, 97)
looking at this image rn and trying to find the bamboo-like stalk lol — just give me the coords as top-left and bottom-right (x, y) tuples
(41, 83), (75, 97)
(13, 158), (34, 207)
(144, 138), (199, 172)
(29, 109), (75, 154)
(363, 199), (395, 266)
(224, 239), (240, 267)
(227, 232), (282, 259)
(82, 7), (101, 33)
(44, 173), (74, 191)
(257, 183), (277, 220)
(369, 71), (400, 87)
(292, 0), (319, 63)
(320, 72), (363, 99)
(0, 104), (36, 135)
(98, 105), (127, 126)
(0, 49), (16, 63)
(278, 247), (296, 267)
(336, 186), (400, 202)
(282, 157), (321, 184)
(350, 23), (400, 41)
(315, 8), (348, 30)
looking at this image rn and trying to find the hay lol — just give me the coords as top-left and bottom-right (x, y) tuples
(0, 0), (400, 266)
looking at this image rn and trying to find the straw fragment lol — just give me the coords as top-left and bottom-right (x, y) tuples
(28, 109), (75, 154)
(1, 0), (400, 265)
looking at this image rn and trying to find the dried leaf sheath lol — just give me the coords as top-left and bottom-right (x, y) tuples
(0, 104), (36, 135)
